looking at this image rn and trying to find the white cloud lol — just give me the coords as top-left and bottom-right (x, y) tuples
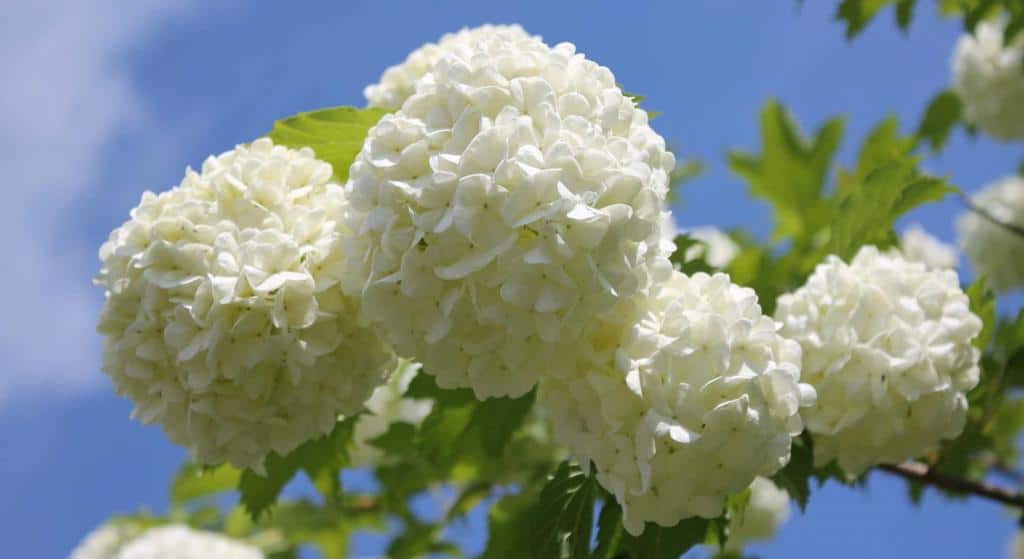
(0, 1), (194, 401)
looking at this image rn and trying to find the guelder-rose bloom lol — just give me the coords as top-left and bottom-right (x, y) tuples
(900, 224), (957, 270)
(540, 271), (813, 535)
(115, 525), (263, 559)
(725, 477), (790, 551)
(96, 139), (394, 473)
(343, 28), (675, 398)
(956, 175), (1024, 292)
(70, 524), (141, 559)
(364, 24), (539, 110)
(952, 19), (1024, 140)
(776, 246), (982, 476)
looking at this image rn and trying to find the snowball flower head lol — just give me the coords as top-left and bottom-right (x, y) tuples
(365, 24), (539, 110)
(956, 175), (1024, 292)
(350, 360), (433, 466)
(96, 139), (394, 472)
(70, 524), (142, 559)
(540, 271), (814, 535)
(952, 19), (1024, 140)
(776, 246), (982, 476)
(343, 29), (675, 398)
(900, 224), (957, 270)
(725, 477), (790, 551)
(115, 525), (262, 559)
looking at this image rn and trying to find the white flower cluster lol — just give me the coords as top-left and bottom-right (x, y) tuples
(540, 271), (814, 535)
(776, 246), (982, 476)
(70, 524), (262, 559)
(343, 27), (675, 398)
(96, 139), (394, 472)
(725, 477), (790, 551)
(116, 525), (263, 559)
(350, 360), (433, 466)
(900, 224), (957, 270)
(364, 24), (539, 110)
(70, 524), (140, 559)
(956, 175), (1024, 292)
(952, 19), (1024, 140)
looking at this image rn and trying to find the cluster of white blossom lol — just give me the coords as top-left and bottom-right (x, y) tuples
(956, 175), (1024, 292)
(900, 224), (957, 270)
(540, 271), (814, 535)
(70, 524), (262, 559)
(364, 24), (539, 110)
(349, 360), (433, 466)
(952, 19), (1024, 141)
(95, 139), (394, 473)
(344, 28), (675, 398)
(776, 246), (982, 476)
(725, 477), (790, 551)
(70, 524), (141, 559)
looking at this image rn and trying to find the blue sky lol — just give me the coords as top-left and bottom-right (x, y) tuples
(2, 1), (1022, 557)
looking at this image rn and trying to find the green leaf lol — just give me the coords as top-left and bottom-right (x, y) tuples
(895, 0), (917, 30)
(829, 160), (953, 259)
(533, 462), (597, 559)
(480, 493), (535, 559)
(728, 100), (843, 241)
(170, 463), (241, 505)
(238, 415), (360, 520)
(967, 278), (996, 351)
(916, 90), (963, 151)
(770, 435), (814, 511)
(593, 499), (627, 559)
(475, 390), (536, 457)
(620, 516), (712, 559)
(836, 0), (895, 38)
(387, 519), (458, 559)
(267, 106), (389, 182)
(838, 115), (915, 194)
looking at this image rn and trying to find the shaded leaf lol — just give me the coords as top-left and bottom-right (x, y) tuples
(916, 90), (963, 151)
(533, 462), (597, 559)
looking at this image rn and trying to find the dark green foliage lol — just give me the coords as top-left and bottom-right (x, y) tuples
(238, 415), (360, 520)
(916, 90), (963, 151)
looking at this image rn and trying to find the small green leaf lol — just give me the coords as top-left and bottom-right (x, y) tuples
(620, 515), (712, 558)
(967, 278), (996, 351)
(896, 0), (917, 30)
(238, 415), (360, 520)
(836, 0), (895, 39)
(533, 462), (597, 559)
(916, 90), (963, 151)
(829, 160), (953, 259)
(267, 106), (389, 182)
(729, 100), (843, 241)
(771, 435), (814, 511)
(593, 499), (627, 559)
(475, 390), (536, 457)
(170, 463), (241, 505)
(480, 493), (535, 559)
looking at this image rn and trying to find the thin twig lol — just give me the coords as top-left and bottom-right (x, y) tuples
(878, 462), (1024, 508)
(959, 193), (1024, 239)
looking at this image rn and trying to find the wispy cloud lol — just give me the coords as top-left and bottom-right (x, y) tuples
(0, 0), (195, 401)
